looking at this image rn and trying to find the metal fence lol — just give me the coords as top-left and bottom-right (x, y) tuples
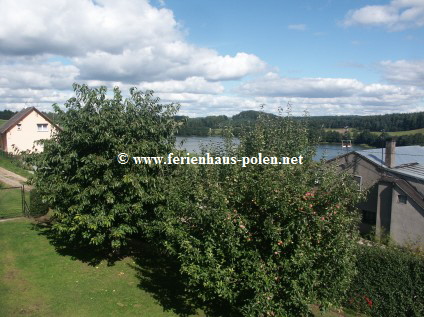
(0, 185), (29, 219)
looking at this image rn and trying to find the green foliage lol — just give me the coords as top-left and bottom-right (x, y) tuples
(0, 109), (16, 120)
(346, 245), (424, 317)
(176, 110), (424, 146)
(0, 184), (26, 219)
(306, 112), (424, 132)
(29, 188), (49, 217)
(0, 151), (33, 178)
(177, 115), (230, 136)
(151, 111), (364, 316)
(27, 84), (180, 251)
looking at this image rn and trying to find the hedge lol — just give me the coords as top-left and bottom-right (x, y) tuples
(345, 244), (424, 317)
(29, 188), (49, 217)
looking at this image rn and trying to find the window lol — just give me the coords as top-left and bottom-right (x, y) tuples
(17, 123), (22, 131)
(362, 210), (376, 225)
(398, 195), (407, 204)
(354, 175), (362, 191)
(37, 124), (48, 132)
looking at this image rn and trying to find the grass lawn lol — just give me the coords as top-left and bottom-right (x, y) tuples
(0, 220), (366, 317)
(323, 128), (351, 134)
(0, 119), (7, 127)
(370, 127), (424, 137)
(0, 155), (33, 179)
(385, 127), (424, 136)
(0, 184), (28, 219)
(0, 219), (205, 317)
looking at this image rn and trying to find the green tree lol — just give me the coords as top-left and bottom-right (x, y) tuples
(28, 84), (179, 250)
(151, 111), (364, 316)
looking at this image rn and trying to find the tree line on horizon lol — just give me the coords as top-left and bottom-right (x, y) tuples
(2, 108), (423, 132)
(2, 107), (424, 146)
(175, 110), (424, 146)
(175, 110), (424, 136)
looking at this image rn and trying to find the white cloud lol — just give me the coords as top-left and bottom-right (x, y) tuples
(238, 73), (365, 98)
(0, 0), (181, 56)
(0, 0), (266, 83)
(0, 87), (74, 111)
(235, 72), (424, 115)
(75, 47), (266, 82)
(0, 62), (79, 90)
(343, 0), (424, 30)
(238, 72), (424, 99)
(379, 60), (424, 85)
(0, 0), (422, 117)
(288, 24), (307, 31)
(131, 77), (224, 94)
(156, 90), (424, 117)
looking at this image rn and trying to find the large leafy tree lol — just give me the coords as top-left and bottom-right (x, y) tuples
(29, 84), (179, 250)
(151, 111), (364, 316)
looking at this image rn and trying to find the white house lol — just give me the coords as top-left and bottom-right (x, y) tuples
(0, 107), (59, 153)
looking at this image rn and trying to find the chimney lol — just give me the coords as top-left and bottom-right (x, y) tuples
(385, 138), (396, 168)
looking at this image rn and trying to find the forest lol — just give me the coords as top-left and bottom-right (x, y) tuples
(2, 108), (424, 146)
(175, 110), (424, 146)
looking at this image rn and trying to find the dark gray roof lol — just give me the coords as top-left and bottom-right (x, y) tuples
(355, 146), (424, 166)
(392, 163), (424, 181)
(0, 107), (35, 134)
(354, 146), (424, 180)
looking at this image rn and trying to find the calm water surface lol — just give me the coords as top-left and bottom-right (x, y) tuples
(176, 136), (368, 161)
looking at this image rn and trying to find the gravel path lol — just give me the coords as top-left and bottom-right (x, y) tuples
(0, 217), (25, 223)
(0, 166), (32, 190)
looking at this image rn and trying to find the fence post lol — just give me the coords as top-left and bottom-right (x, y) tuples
(21, 185), (24, 216)
(21, 185), (29, 217)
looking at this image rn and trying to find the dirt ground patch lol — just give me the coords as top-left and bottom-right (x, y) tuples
(0, 166), (32, 190)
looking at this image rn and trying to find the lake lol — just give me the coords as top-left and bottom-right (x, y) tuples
(176, 136), (369, 161)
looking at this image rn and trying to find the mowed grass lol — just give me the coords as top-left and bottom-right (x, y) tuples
(0, 219), (367, 317)
(0, 154), (33, 179)
(0, 138), (364, 316)
(0, 219), (204, 317)
(385, 127), (424, 136)
(323, 128), (350, 134)
(324, 127), (424, 137)
(0, 184), (27, 218)
(369, 128), (424, 136)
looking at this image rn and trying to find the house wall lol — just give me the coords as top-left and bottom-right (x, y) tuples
(390, 186), (424, 248)
(332, 153), (382, 233)
(4, 110), (57, 153)
(376, 181), (392, 237)
(331, 152), (424, 248)
(358, 184), (378, 234)
(332, 153), (382, 190)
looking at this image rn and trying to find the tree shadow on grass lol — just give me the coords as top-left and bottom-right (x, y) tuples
(31, 221), (124, 266)
(129, 243), (240, 317)
(32, 220), (237, 316)
(128, 243), (201, 317)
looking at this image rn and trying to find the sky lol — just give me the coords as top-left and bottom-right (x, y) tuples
(0, 0), (423, 117)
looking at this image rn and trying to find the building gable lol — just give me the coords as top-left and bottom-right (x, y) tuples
(0, 107), (59, 153)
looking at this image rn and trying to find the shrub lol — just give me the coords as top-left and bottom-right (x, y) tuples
(346, 244), (424, 317)
(151, 110), (364, 316)
(29, 188), (49, 217)
(27, 84), (179, 250)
